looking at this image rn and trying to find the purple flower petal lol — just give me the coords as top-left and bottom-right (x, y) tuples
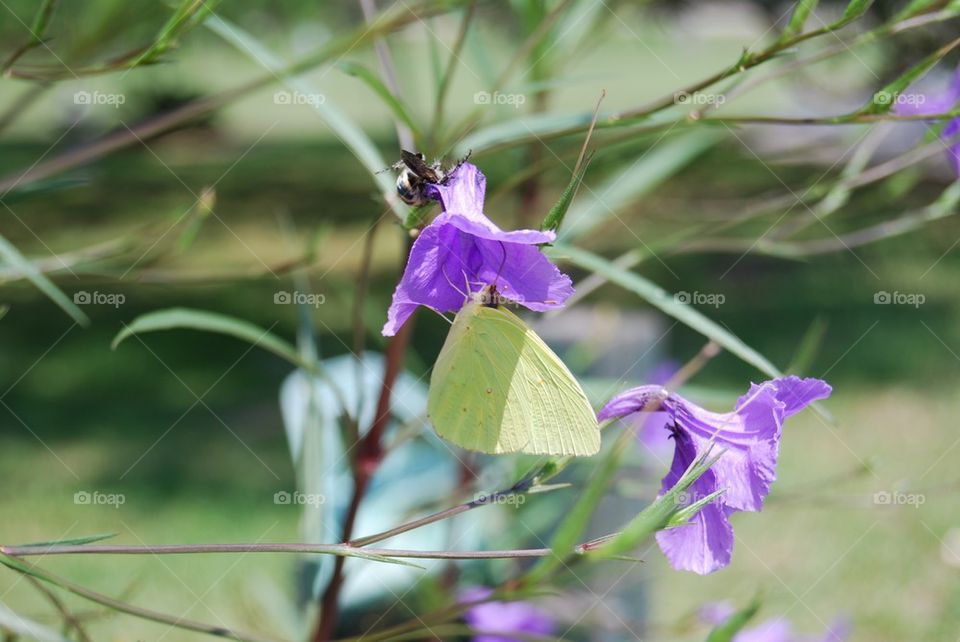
(382, 221), (469, 336)
(383, 163), (572, 336)
(430, 163), (556, 244)
(597, 385), (668, 422)
(655, 428), (735, 574)
(461, 587), (555, 642)
(598, 376), (831, 574)
(699, 601), (736, 626)
(892, 64), (960, 176)
(734, 619), (795, 642)
(425, 161), (488, 218)
(944, 118), (960, 176)
(698, 602), (850, 642)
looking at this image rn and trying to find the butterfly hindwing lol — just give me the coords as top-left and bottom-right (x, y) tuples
(428, 302), (600, 456)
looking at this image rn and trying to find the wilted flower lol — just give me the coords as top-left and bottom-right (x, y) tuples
(699, 601), (850, 642)
(461, 587), (554, 642)
(382, 163), (573, 336)
(598, 376), (832, 574)
(893, 65), (960, 176)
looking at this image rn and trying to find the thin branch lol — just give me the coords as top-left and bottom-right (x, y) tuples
(1, 0), (59, 74)
(358, 0), (413, 150)
(432, 0), (476, 137)
(21, 573), (93, 642)
(313, 301), (416, 640)
(0, 0), (456, 195)
(0, 542), (589, 561)
(0, 554), (284, 642)
(349, 474), (540, 548)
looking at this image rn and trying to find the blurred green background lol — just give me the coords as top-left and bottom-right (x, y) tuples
(2, 0), (960, 640)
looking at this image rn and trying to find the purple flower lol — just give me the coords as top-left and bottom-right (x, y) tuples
(893, 65), (960, 176)
(634, 360), (682, 463)
(699, 602), (850, 642)
(461, 587), (554, 642)
(598, 376), (832, 574)
(382, 163), (573, 336)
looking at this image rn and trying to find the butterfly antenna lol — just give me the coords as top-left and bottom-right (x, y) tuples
(440, 262), (471, 303)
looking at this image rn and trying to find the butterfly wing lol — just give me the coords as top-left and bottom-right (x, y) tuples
(428, 303), (600, 456)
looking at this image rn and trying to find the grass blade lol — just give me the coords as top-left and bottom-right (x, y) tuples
(559, 130), (725, 240)
(0, 233), (88, 326)
(205, 14), (404, 220)
(112, 308), (304, 368)
(17, 533), (117, 548)
(338, 61), (422, 140)
(551, 243), (782, 378)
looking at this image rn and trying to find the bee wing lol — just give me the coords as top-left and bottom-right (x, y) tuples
(400, 150), (429, 174)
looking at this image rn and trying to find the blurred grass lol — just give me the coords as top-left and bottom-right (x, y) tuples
(2, 388), (959, 641)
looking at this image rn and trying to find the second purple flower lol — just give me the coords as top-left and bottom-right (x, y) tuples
(599, 376), (832, 574)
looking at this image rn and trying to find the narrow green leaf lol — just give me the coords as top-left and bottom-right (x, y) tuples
(705, 599), (762, 642)
(860, 37), (960, 115)
(134, 0), (222, 66)
(205, 15), (403, 221)
(540, 155), (590, 233)
(17, 533), (117, 548)
(338, 61), (422, 139)
(840, 0), (873, 21)
(787, 316), (828, 375)
(526, 482), (571, 495)
(589, 448), (723, 559)
(528, 456), (573, 487)
(458, 112), (595, 155)
(665, 488), (725, 528)
(892, 0), (940, 21)
(780, 0), (819, 41)
(112, 308), (305, 369)
(526, 439), (623, 581)
(559, 130), (725, 240)
(0, 233), (88, 326)
(551, 243), (782, 379)
(338, 549), (425, 569)
(27, 0), (58, 42)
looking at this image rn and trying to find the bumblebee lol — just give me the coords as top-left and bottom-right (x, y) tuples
(390, 149), (471, 207)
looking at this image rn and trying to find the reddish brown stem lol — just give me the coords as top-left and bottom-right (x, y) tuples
(311, 316), (415, 641)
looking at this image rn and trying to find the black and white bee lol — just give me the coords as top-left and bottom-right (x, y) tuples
(388, 149), (471, 207)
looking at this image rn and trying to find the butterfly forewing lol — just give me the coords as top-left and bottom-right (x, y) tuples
(428, 303), (600, 456)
